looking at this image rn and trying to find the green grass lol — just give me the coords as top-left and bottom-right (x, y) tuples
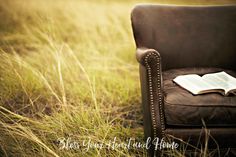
(0, 0), (236, 156)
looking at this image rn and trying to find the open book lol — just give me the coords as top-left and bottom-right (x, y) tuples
(173, 71), (236, 96)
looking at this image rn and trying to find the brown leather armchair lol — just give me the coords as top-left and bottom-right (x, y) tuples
(131, 4), (236, 156)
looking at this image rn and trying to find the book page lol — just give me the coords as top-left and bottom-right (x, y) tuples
(202, 71), (236, 94)
(173, 74), (214, 95)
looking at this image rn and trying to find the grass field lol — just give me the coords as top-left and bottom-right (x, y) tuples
(0, 0), (236, 156)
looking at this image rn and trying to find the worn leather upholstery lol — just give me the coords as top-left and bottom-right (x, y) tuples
(165, 128), (236, 148)
(163, 68), (236, 127)
(131, 4), (236, 156)
(132, 5), (236, 71)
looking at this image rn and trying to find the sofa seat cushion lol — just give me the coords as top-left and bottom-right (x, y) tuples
(163, 67), (236, 127)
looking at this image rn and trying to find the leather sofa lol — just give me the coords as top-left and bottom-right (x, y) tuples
(131, 4), (236, 156)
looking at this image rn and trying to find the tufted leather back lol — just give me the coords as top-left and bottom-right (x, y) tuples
(131, 5), (236, 70)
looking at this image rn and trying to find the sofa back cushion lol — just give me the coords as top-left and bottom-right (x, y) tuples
(131, 5), (236, 70)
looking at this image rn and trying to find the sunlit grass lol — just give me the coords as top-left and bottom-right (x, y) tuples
(0, 0), (236, 156)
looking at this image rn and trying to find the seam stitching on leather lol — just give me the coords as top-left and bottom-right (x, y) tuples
(164, 99), (236, 107)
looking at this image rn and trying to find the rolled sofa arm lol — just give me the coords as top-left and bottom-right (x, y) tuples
(136, 47), (161, 65)
(136, 47), (165, 143)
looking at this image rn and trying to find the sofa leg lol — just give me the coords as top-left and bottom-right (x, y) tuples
(148, 148), (162, 157)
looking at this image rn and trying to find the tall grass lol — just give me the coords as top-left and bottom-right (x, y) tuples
(0, 0), (236, 156)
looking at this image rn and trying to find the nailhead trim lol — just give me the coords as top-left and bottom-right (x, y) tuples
(144, 52), (165, 138)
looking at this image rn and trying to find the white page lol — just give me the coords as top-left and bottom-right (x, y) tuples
(202, 71), (236, 93)
(173, 74), (213, 95)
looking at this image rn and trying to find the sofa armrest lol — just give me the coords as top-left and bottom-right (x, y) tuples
(136, 47), (165, 142)
(136, 48), (161, 66)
